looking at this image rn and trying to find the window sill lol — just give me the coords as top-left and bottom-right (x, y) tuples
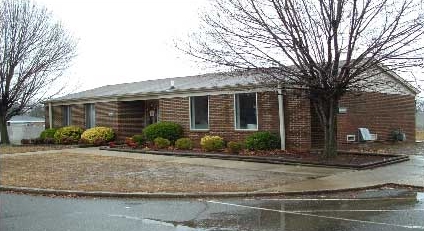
(190, 129), (210, 132)
(234, 129), (258, 132)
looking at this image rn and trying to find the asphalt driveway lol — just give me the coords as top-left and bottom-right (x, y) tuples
(1, 189), (423, 231)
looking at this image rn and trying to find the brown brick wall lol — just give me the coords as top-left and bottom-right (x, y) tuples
(52, 106), (63, 128)
(311, 92), (416, 149)
(284, 91), (311, 150)
(44, 106), (50, 128)
(96, 101), (119, 132)
(47, 102), (139, 140)
(117, 101), (145, 140)
(159, 92), (282, 147)
(71, 104), (85, 128)
(44, 90), (415, 151)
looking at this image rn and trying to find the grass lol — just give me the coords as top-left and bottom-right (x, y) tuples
(0, 152), (304, 193)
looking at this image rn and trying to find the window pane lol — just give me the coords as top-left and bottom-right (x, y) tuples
(235, 93), (257, 129)
(62, 106), (71, 126)
(190, 96), (208, 129)
(85, 104), (95, 128)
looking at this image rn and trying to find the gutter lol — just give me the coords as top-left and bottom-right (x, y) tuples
(45, 84), (276, 105)
(278, 84), (286, 150)
(48, 102), (53, 129)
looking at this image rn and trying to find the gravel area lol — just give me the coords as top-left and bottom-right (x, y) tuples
(0, 152), (307, 193)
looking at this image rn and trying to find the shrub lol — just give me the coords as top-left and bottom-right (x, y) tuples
(34, 138), (44, 145)
(200, 135), (224, 152)
(227, 141), (243, 154)
(175, 138), (193, 150)
(245, 131), (280, 151)
(132, 134), (145, 146)
(54, 126), (84, 144)
(125, 137), (138, 148)
(81, 127), (115, 145)
(40, 128), (57, 140)
(78, 138), (89, 145)
(109, 141), (117, 148)
(143, 121), (183, 143)
(44, 138), (55, 144)
(154, 137), (171, 149)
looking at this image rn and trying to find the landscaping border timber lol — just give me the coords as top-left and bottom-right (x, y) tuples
(100, 147), (410, 170)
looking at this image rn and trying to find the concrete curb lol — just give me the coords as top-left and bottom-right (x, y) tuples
(2, 183), (423, 199)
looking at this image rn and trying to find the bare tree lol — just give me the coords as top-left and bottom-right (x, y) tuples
(181, 0), (424, 157)
(0, 0), (77, 144)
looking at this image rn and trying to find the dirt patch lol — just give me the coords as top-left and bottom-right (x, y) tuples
(0, 152), (306, 193)
(0, 145), (76, 154)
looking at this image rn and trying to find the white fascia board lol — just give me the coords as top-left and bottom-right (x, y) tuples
(48, 85), (275, 106)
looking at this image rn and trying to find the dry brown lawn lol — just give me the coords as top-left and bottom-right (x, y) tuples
(0, 145), (75, 154)
(0, 152), (305, 193)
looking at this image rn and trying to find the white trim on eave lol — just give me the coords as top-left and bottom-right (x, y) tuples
(47, 85), (275, 106)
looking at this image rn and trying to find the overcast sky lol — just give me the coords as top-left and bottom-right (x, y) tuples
(35, 0), (424, 96)
(36, 0), (208, 92)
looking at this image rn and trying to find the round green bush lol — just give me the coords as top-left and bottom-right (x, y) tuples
(200, 135), (225, 152)
(175, 138), (193, 150)
(143, 121), (183, 143)
(245, 131), (280, 151)
(54, 126), (84, 144)
(40, 128), (57, 140)
(154, 137), (171, 149)
(132, 134), (145, 146)
(81, 127), (115, 144)
(227, 141), (243, 154)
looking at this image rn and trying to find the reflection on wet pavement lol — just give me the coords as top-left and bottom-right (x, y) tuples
(1, 189), (423, 231)
(189, 189), (424, 231)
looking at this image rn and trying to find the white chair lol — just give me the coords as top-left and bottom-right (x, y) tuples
(358, 128), (377, 142)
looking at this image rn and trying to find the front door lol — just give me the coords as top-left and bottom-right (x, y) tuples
(145, 100), (159, 126)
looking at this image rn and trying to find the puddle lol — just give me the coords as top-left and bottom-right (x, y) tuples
(109, 214), (207, 231)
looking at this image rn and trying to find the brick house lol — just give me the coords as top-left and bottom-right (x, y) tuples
(45, 69), (418, 150)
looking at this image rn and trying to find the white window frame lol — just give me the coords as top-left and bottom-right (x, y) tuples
(85, 103), (96, 128)
(234, 93), (259, 131)
(189, 95), (210, 131)
(62, 105), (71, 126)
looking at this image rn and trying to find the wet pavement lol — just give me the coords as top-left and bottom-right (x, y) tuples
(1, 189), (423, 231)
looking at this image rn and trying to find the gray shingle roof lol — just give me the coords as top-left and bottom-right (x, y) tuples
(48, 65), (419, 103)
(50, 71), (270, 103)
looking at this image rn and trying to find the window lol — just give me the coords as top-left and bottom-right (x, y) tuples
(62, 105), (71, 126)
(235, 93), (258, 130)
(190, 96), (209, 130)
(85, 104), (95, 128)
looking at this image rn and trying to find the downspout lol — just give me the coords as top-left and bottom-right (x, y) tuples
(48, 102), (53, 129)
(278, 84), (286, 150)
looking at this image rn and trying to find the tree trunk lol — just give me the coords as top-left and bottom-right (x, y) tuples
(323, 99), (338, 158)
(313, 97), (339, 158)
(0, 114), (10, 144)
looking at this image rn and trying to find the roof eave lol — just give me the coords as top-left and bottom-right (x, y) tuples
(45, 83), (273, 105)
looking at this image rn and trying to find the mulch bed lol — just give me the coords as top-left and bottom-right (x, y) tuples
(101, 146), (409, 169)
